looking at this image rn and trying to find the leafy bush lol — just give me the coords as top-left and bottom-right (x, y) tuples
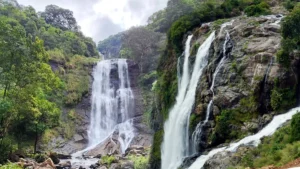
(0, 163), (22, 169)
(128, 155), (149, 169)
(291, 113), (300, 141)
(149, 130), (163, 169)
(244, 2), (270, 16)
(283, 0), (298, 11)
(237, 114), (300, 168)
(100, 155), (117, 167)
(271, 86), (296, 111)
(277, 5), (300, 67)
(0, 137), (17, 164)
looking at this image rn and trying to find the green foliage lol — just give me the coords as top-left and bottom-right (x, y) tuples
(98, 33), (123, 58)
(139, 71), (158, 87)
(0, 137), (17, 163)
(244, 1), (270, 16)
(0, 163), (22, 169)
(0, 2), (99, 162)
(121, 26), (163, 73)
(128, 155), (149, 169)
(213, 94), (258, 143)
(283, 0), (298, 11)
(190, 42), (200, 56)
(100, 155), (117, 167)
(168, 0), (249, 52)
(149, 130), (163, 169)
(41, 5), (79, 32)
(291, 113), (300, 141)
(236, 113), (300, 168)
(189, 113), (201, 131)
(271, 85), (296, 111)
(277, 5), (300, 67)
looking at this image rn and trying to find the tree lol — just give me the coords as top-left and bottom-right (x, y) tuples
(277, 5), (300, 67)
(0, 18), (62, 153)
(122, 27), (163, 73)
(41, 5), (79, 32)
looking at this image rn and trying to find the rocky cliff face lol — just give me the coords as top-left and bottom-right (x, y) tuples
(190, 15), (300, 154)
(151, 13), (300, 168)
(43, 59), (152, 155)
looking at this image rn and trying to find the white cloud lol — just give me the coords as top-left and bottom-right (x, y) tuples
(17, 0), (168, 42)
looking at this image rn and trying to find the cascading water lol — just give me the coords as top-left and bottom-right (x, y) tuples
(191, 22), (233, 153)
(188, 106), (300, 169)
(69, 59), (135, 167)
(161, 32), (215, 169)
(88, 59), (135, 153)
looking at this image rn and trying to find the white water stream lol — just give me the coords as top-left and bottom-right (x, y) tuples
(192, 22), (233, 153)
(189, 106), (300, 169)
(69, 59), (135, 168)
(161, 32), (216, 169)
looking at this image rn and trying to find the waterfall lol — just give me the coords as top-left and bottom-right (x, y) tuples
(161, 32), (215, 169)
(192, 23), (232, 153)
(189, 106), (300, 169)
(88, 59), (135, 154)
(67, 59), (135, 167)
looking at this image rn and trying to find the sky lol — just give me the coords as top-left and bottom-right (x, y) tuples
(17, 0), (168, 42)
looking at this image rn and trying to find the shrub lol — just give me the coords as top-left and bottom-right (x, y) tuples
(244, 2), (270, 16)
(291, 113), (300, 141)
(0, 163), (22, 169)
(271, 86), (296, 111)
(283, 0), (298, 11)
(100, 155), (117, 167)
(277, 5), (300, 67)
(128, 155), (149, 169)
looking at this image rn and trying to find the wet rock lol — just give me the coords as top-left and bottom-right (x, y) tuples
(90, 163), (100, 169)
(57, 161), (71, 169)
(94, 154), (102, 159)
(56, 153), (72, 159)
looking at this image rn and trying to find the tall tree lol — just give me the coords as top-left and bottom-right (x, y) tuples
(121, 27), (163, 73)
(41, 5), (79, 32)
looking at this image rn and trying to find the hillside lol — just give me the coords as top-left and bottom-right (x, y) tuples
(1, 0), (300, 169)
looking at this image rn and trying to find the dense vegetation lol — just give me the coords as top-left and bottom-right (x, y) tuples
(234, 113), (300, 168)
(0, 1), (99, 163)
(277, 3), (300, 67)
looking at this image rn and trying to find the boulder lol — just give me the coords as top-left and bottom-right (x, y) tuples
(120, 161), (134, 169)
(109, 163), (121, 169)
(49, 153), (60, 164)
(56, 153), (72, 159)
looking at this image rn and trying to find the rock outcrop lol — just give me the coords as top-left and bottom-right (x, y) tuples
(44, 59), (152, 156)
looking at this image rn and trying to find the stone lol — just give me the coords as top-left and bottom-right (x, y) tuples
(213, 106), (220, 117)
(94, 154), (102, 159)
(57, 161), (71, 169)
(99, 166), (108, 169)
(109, 163), (121, 169)
(120, 161), (134, 169)
(56, 153), (72, 159)
(49, 153), (60, 164)
(74, 134), (85, 142)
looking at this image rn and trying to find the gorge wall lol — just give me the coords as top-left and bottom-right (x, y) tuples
(150, 13), (300, 169)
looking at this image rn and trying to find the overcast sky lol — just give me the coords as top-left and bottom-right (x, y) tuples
(17, 0), (168, 42)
